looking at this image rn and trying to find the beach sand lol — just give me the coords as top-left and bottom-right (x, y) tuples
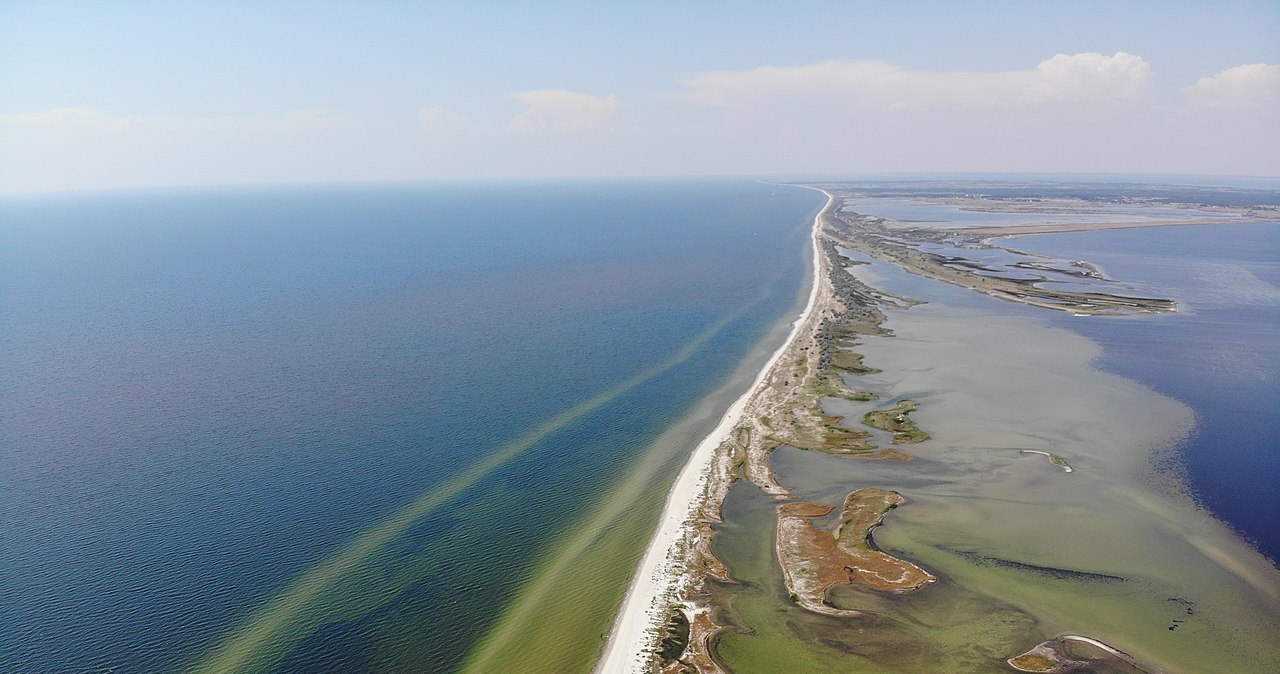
(593, 191), (830, 674)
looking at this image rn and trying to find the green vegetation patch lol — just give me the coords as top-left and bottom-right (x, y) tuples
(862, 400), (930, 444)
(656, 609), (691, 664)
(809, 366), (879, 404)
(831, 350), (881, 375)
(1009, 653), (1057, 672)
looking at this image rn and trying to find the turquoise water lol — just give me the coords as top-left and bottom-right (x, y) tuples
(0, 181), (821, 673)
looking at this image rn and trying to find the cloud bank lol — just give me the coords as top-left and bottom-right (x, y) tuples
(681, 52), (1153, 110)
(2, 55), (1276, 193)
(507, 90), (619, 133)
(1183, 63), (1280, 110)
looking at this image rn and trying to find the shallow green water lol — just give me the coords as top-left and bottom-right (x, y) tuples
(710, 264), (1280, 674)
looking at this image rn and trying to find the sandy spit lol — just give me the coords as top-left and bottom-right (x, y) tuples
(592, 191), (828, 674)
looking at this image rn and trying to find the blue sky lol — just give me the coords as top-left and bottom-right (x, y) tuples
(2, 1), (1278, 192)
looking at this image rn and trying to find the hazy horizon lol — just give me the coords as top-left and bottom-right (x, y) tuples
(3, 1), (1278, 194)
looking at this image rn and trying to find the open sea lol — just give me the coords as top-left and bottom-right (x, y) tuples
(0, 181), (820, 673)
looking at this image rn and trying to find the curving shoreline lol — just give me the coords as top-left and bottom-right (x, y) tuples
(596, 184), (933, 673)
(592, 190), (831, 674)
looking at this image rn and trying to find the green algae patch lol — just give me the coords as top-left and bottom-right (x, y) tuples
(1009, 652), (1057, 671)
(767, 407), (909, 461)
(811, 375), (878, 402)
(769, 365), (904, 460)
(831, 349), (880, 374)
(862, 400), (930, 444)
(655, 608), (691, 667)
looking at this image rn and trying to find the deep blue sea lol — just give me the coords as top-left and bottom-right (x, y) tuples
(0, 181), (820, 673)
(1008, 223), (1280, 562)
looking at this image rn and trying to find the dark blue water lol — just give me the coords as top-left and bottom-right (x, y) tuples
(1007, 223), (1280, 563)
(0, 181), (821, 673)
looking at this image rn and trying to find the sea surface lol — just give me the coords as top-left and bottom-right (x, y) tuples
(0, 181), (820, 673)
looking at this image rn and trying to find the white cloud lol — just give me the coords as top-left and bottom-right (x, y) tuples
(1182, 63), (1280, 110)
(507, 89), (619, 133)
(680, 52), (1152, 110)
(1031, 51), (1152, 103)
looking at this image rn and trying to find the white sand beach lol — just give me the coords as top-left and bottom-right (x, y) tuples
(593, 192), (830, 674)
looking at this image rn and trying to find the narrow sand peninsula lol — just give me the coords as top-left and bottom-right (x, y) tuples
(597, 186), (922, 673)
(593, 192), (832, 674)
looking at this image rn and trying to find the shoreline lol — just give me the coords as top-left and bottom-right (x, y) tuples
(593, 190), (829, 674)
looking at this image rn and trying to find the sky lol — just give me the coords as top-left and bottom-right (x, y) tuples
(1, 1), (1278, 193)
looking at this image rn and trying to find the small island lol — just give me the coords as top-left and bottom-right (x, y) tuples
(1008, 635), (1153, 673)
(1020, 449), (1074, 473)
(862, 399), (930, 444)
(776, 488), (936, 616)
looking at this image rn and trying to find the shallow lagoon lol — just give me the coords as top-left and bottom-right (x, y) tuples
(843, 197), (1204, 229)
(712, 214), (1280, 674)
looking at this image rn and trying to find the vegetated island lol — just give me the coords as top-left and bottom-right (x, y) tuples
(862, 399), (930, 444)
(818, 197), (1178, 316)
(776, 488), (936, 617)
(598, 186), (1179, 674)
(1020, 449), (1074, 473)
